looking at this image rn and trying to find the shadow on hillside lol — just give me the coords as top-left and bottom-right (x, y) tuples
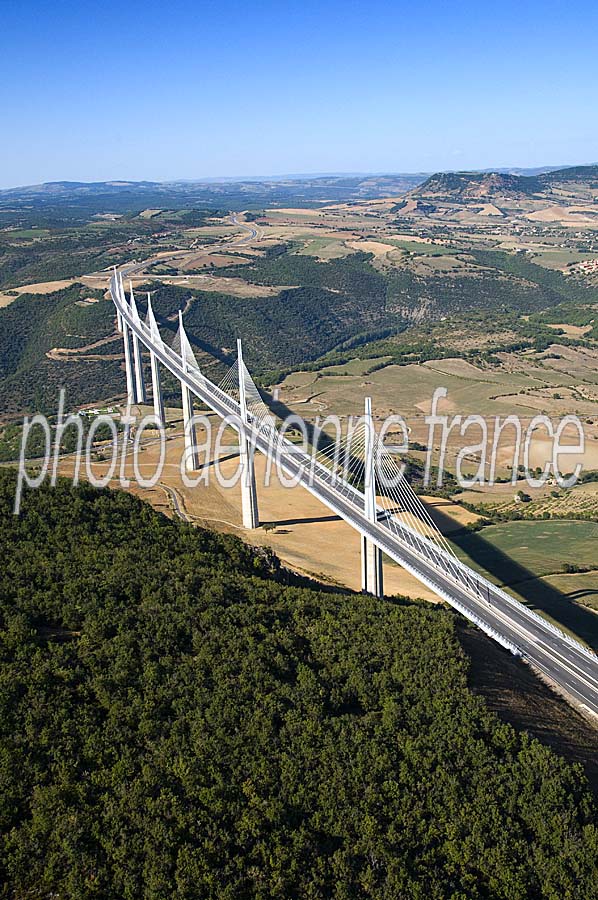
(459, 624), (598, 793)
(568, 587), (598, 602)
(263, 390), (336, 454)
(201, 452), (240, 469)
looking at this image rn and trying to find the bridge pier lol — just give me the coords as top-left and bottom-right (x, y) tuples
(361, 396), (384, 597)
(178, 313), (200, 471)
(181, 381), (200, 471)
(132, 332), (146, 404)
(237, 339), (259, 529)
(361, 535), (384, 596)
(145, 293), (165, 428)
(239, 434), (259, 529)
(128, 282), (146, 405)
(150, 351), (165, 428)
(121, 320), (135, 406)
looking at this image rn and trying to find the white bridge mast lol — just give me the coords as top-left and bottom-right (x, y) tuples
(237, 338), (259, 529)
(146, 293), (165, 429)
(179, 311), (200, 471)
(129, 283), (146, 404)
(361, 397), (384, 597)
(117, 272), (135, 406)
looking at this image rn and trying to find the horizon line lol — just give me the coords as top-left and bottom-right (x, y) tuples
(2, 161), (598, 194)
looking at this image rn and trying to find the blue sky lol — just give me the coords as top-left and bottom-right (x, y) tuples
(1, 0), (597, 188)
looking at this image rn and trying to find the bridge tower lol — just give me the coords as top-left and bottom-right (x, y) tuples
(113, 267), (123, 332)
(179, 311), (200, 471)
(146, 293), (165, 429)
(361, 396), (384, 597)
(115, 272), (135, 405)
(121, 320), (136, 406)
(129, 283), (147, 404)
(237, 338), (259, 529)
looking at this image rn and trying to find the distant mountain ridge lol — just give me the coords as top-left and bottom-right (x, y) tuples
(1, 164), (596, 218)
(2, 164), (596, 201)
(413, 164), (598, 199)
(0, 174), (427, 214)
(0, 174), (426, 203)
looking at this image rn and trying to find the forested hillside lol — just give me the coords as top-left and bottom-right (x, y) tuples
(0, 284), (122, 416)
(1, 470), (597, 899)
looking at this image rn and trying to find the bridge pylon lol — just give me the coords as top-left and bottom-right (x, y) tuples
(121, 322), (136, 407)
(129, 283), (147, 404)
(113, 268), (123, 332)
(361, 396), (384, 597)
(237, 338), (259, 529)
(178, 311), (200, 471)
(115, 272), (134, 405)
(146, 293), (165, 429)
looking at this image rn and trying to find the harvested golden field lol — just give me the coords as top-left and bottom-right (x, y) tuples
(346, 239), (398, 257)
(296, 238), (355, 260)
(526, 205), (598, 226)
(8, 279), (75, 295)
(157, 274), (286, 297)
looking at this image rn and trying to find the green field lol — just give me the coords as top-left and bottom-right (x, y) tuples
(320, 355), (393, 376)
(533, 571), (598, 611)
(296, 237), (354, 259)
(280, 357), (566, 420)
(5, 228), (51, 239)
(454, 519), (598, 580)
(452, 519), (598, 647)
(530, 249), (592, 269)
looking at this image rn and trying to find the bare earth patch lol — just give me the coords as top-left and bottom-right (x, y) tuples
(155, 275), (287, 298)
(7, 279), (75, 295)
(546, 323), (593, 337)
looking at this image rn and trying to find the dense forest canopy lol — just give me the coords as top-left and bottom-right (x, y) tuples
(0, 469), (597, 898)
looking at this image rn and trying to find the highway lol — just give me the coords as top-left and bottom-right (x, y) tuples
(111, 274), (598, 719)
(229, 212), (259, 242)
(88, 212), (258, 284)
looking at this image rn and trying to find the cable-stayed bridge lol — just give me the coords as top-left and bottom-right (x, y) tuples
(110, 270), (598, 718)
